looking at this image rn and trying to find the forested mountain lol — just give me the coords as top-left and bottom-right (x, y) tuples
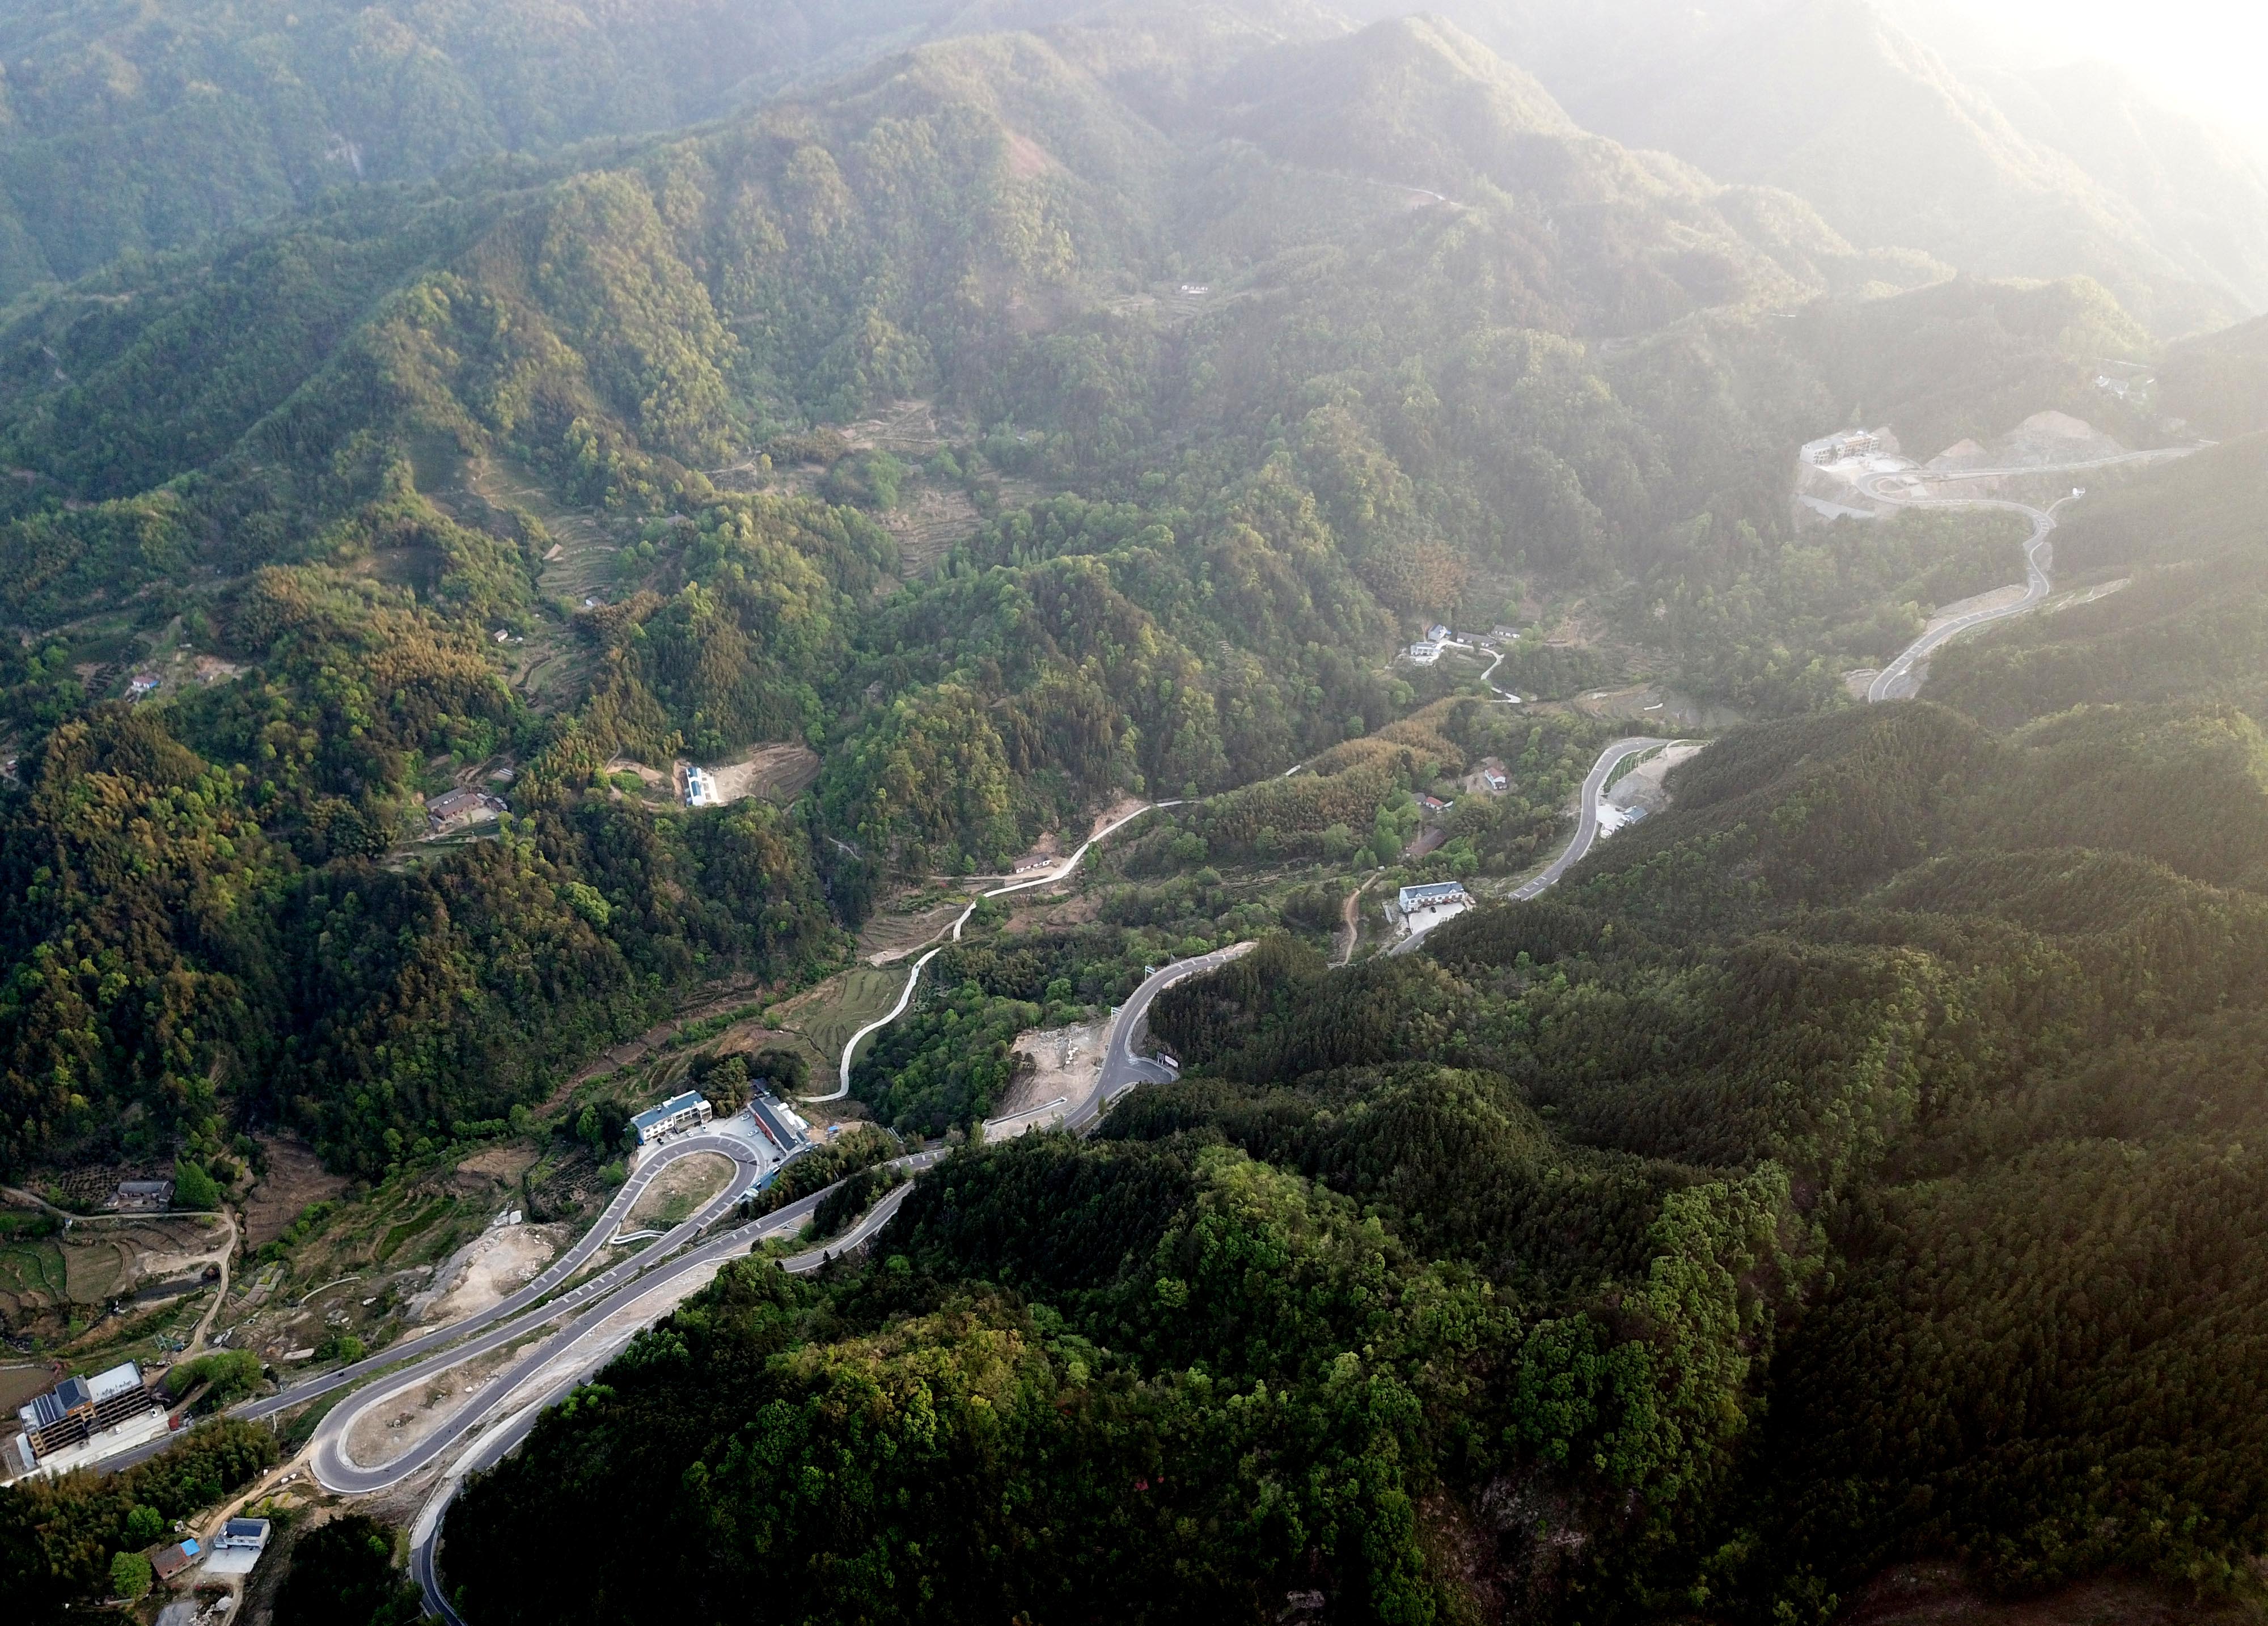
(2160, 313), (2268, 438)
(0, 0), (977, 299)
(1355, 0), (2267, 337)
(1560, 0), (2249, 336)
(433, 365), (2268, 1610)
(2, 6), (2266, 1622)
(443, 703), (2268, 1624)
(12, 0), (2261, 334)
(1925, 431), (2268, 726)
(0, 0), (2215, 1178)
(425, 50), (2268, 1603)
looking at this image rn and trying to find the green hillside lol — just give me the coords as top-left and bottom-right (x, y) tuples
(438, 689), (2268, 1623)
(0, 3), (2210, 1183)
(0, 0), (968, 300)
(2, 8), (2267, 1624)
(2159, 313), (2268, 437)
(1928, 433), (2268, 724)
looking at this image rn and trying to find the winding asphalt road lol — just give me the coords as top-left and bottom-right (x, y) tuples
(1512, 735), (1671, 902)
(401, 945), (1258, 1610)
(404, 1168), (937, 1625)
(1068, 942), (1257, 1132)
(388, 444), (2212, 1612)
(310, 1147), (945, 1494)
(1859, 446), (2199, 703)
(813, 801), (1178, 1102)
(1863, 488), (2062, 702)
(230, 1130), (767, 1432)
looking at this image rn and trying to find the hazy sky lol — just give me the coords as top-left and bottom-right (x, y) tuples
(1939, 0), (2268, 138)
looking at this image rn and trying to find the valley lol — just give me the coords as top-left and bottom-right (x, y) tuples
(2, 5), (2267, 1626)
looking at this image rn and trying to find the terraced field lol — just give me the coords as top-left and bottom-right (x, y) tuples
(60, 1233), (130, 1302)
(773, 964), (912, 1068)
(412, 438), (625, 712)
(0, 1229), (68, 1323)
(856, 897), (970, 964)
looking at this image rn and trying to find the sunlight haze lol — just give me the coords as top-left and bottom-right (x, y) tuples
(1927, 0), (2268, 139)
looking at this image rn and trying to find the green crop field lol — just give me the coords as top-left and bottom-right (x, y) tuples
(0, 1237), (67, 1304)
(782, 964), (912, 1070)
(378, 1199), (457, 1261)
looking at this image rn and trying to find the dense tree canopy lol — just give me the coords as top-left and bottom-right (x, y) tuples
(5, 8), (2268, 1623)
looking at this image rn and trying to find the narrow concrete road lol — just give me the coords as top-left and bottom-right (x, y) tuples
(184, 1210), (239, 1357)
(814, 801), (1177, 1102)
(1476, 644), (1523, 704)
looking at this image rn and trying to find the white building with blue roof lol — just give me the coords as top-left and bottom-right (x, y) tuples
(1398, 881), (1470, 915)
(631, 1091), (713, 1146)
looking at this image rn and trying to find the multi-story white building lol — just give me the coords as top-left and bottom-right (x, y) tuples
(631, 1091), (713, 1146)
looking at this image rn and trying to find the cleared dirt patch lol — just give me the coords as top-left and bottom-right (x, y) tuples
(0, 1361), (60, 1413)
(244, 1136), (350, 1247)
(703, 743), (822, 807)
(454, 1142), (540, 1189)
(346, 1339), (523, 1468)
(883, 484), (984, 579)
(61, 1232), (131, 1301)
(1023, 891), (1102, 931)
(843, 399), (951, 457)
(603, 757), (676, 797)
(406, 1222), (568, 1327)
(57, 1216), (227, 1305)
(997, 1021), (1106, 1119)
(1570, 683), (1743, 731)
(1603, 741), (1707, 816)
(625, 1153), (733, 1231)
(2043, 577), (2130, 615)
